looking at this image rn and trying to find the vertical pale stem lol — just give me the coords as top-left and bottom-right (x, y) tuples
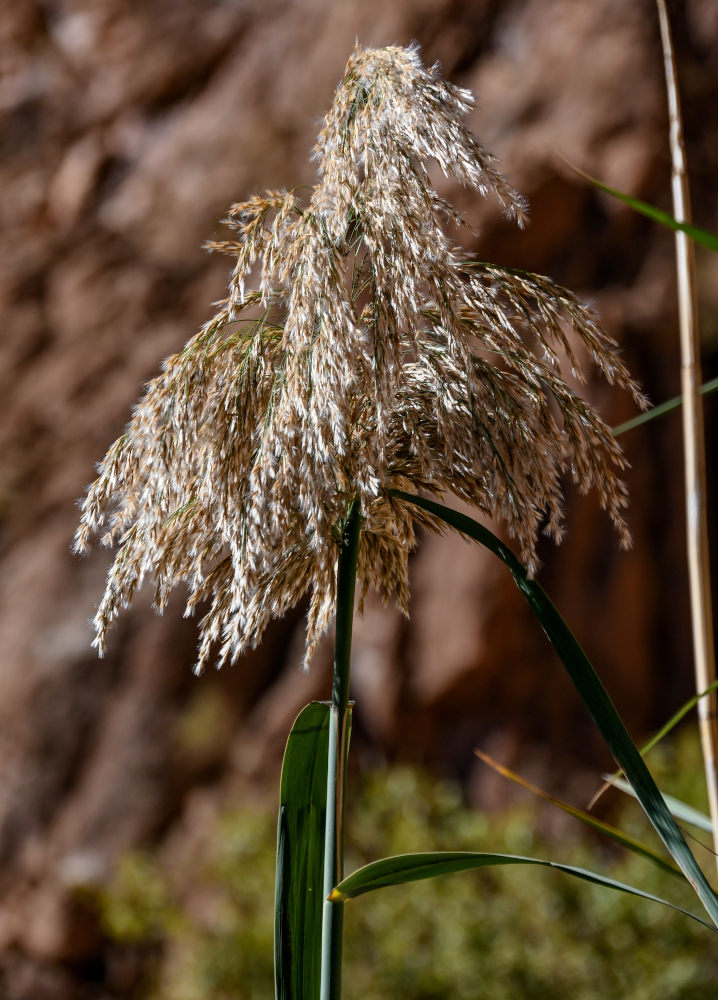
(656, 0), (718, 868)
(320, 499), (361, 1000)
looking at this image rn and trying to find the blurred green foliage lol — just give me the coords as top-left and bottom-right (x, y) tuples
(98, 732), (718, 999)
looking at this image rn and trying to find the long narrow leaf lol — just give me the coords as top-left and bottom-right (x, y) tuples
(638, 680), (718, 760)
(275, 701), (331, 1000)
(609, 776), (713, 834)
(390, 489), (718, 926)
(565, 161), (718, 254)
(331, 851), (713, 930)
(613, 376), (718, 437)
(475, 749), (681, 878)
(589, 678), (718, 809)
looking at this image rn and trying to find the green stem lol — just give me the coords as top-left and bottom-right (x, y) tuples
(320, 498), (361, 1000)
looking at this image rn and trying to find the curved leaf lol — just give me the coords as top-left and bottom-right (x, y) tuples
(389, 489), (718, 927)
(566, 162), (718, 254)
(331, 851), (713, 930)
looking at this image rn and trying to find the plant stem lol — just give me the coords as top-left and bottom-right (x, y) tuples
(656, 0), (718, 871)
(320, 498), (361, 1000)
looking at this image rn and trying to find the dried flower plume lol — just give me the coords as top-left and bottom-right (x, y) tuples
(76, 44), (644, 673)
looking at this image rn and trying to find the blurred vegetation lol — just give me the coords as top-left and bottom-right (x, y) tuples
(97, 731), (718, 999)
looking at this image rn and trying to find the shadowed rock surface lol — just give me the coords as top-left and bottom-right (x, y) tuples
(1, 0), (717, 994)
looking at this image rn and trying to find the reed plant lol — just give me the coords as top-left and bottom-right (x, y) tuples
(77, 41), (718, 999)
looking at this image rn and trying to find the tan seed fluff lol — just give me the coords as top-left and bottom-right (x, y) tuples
(76, 44), (645, 673)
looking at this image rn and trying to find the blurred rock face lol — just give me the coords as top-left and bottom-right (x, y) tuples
(0, 0), (717, 993)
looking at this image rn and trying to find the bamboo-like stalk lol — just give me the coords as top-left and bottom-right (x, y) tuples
(656, 0), (718, 870)
(320, 499), (361, 1000)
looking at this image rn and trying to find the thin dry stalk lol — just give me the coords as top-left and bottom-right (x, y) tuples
(656, 0), (718, 871)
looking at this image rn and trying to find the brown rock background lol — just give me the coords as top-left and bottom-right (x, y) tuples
(1, 0), (717, 994)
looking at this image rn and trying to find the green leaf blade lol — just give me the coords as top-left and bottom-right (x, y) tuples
(332, 851), (714, 931)
(390, 489), (718, 927)
(612, 377), (718, 437)
(609, 776), (713, 834)
(567, 163), (718, 254)
(275, 701), (332, 1000)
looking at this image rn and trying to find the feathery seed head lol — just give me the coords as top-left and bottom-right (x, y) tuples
(76, 44), (644, 673)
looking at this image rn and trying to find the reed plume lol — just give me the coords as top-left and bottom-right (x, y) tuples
(76, 44), (644, 674)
